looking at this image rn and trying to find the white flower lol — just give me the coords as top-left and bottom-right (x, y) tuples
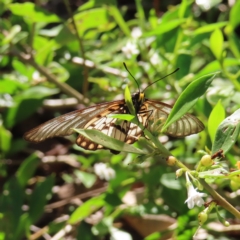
(185, 185), (206, 209)
(131, 27), (142, 39)
(150, 52), (161, 65)
(121, 42), (139, 59)
(185, 172), (206, 209)
(196, 0), (211, 10)
(93, 163), (115, 181)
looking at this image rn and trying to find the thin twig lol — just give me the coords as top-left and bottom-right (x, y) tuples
(45, 186), (107, 210)
(72, 57), (128, 78)
(63, 0), (89, 95)
(10, 48), (90, 105)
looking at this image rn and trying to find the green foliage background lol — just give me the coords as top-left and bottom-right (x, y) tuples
(1, 0), (240, 239)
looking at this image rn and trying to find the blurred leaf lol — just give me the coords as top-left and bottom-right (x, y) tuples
(69, 194), (105, 224)
(14, 213), (30, 240)
(29, 175), (54, 222)
(104, 192), (122, 206)
(178, 0), (191, 18)
(208, 100), (225, 143)
(144, 19), (186, 36)
(2, 25), (21, 44)
(74, 170), (96, 188)
(161, 173), (182, 190)
(33, 37), (60, 65)
(55, 25), (76, 45)
(194, 22), (227, 34)
(9, 2), (61, 23)
(230, 0), (240, 29)
(1, 177), (25, 232)
(108, 5), (130, 36)
(145, 232), (162, 240)
(12, 59), (34, 79)
(176, 54), (191, 79)
(16, 153), (40, 187)
(73, 129), (147, 154)
(162, 72), (217, 131)
(210, 29), (223, 60)
(76, 221), (96, 240)
(212, 109), (240, 154)
(74, 8), (116, 39)
(3, 86), (59, 128)
(0, 124), (11, 155)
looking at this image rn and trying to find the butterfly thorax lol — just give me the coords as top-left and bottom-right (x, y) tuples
(131, 92), (145, 113)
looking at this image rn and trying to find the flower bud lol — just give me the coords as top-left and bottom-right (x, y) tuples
(176, 168), (184, 178)
(167, 156), (176, 166)
(224, 221), (230, 227)
(198, 210), (208, 225)
(200, 155), (213, 167)
(230, 179), (240, 191)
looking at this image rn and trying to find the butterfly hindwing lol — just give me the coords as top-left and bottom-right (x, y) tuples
(146, 100), (204, 137)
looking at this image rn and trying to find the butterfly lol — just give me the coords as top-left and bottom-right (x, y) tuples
(24, 65), (204, 153)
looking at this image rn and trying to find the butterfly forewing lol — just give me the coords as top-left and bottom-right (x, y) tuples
(24, 100), (125, 143)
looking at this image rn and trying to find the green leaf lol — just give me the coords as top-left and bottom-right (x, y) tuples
(73, 129), (147, 154)
(0, 79), (22, 94)
(108, 114), (135, 122)
(16, 153), (40, 187)
(161, 173), (182, 190)
(208, 100), (225, 143)
(108, 5), (130, 36)
(162, 72), (218, 131)
(9, 3), (61, 23)
(210, 29), (223, 60)
(2, 25), (21, 44)
(3, 86), (59, 128)
(144, 19), (186, 36)
(74, 170), (96, 188)
(29, 175), (54, 222)
(2, 177), (25, 231)
(0, 124), (11, 155)
(69, 195), (105, 224)
(124, 85), (135, 115)
(230, 0), (240, 29)
(212, 109), (240, 154)
(74, 8), (116, 39)
(194, 22), (227, 35)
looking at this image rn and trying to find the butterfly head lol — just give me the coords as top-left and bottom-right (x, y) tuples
(131, 92), (145, 112)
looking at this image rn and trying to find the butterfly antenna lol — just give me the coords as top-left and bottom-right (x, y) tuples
(123, 62), (141, 93)
(143, 68), (180, 92)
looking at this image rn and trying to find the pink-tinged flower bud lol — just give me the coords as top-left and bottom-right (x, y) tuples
(167, 156), (177, 166)
(200, 155), (213, 167)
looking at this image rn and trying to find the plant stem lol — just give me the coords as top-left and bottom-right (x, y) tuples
(11, 48), (90, 104)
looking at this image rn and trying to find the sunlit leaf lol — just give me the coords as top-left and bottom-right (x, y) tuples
(69, 195), (105, 224)
(212, 109), (240, 154)
(208, 100), (225, 143)
(162, 72), (218, 131)
(9, 3), (60, 23)
(73, 129), (147, 154)
(210, 29), (223, 60)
